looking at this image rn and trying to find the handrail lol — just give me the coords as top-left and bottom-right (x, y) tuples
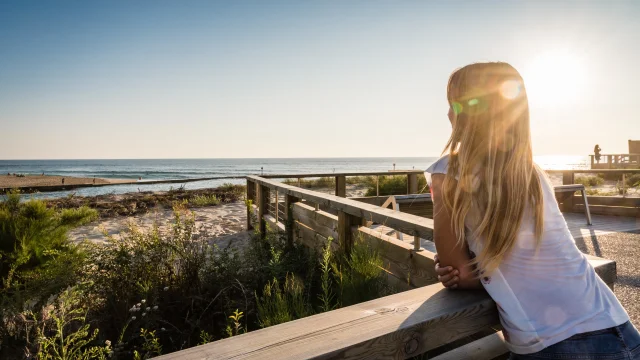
(261, 170), (424, 179)
(247, 175), (434, 237)
(151, 256), (616, 360)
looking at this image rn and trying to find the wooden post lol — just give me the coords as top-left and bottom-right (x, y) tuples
(560, 171), (575, 212)
(408, 174), (418, 194)
(258, 185), (269, 238)
(338, 211), (363, 254)
(376, 175), (379, 197)
(246, 179), (255, 230)
(284, 194), (300, 246)
(590, 155), (594, 168)
(275, 190), (279, 223)
(335, 175), (346, 197)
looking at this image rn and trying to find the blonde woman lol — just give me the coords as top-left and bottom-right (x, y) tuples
(428, 62), (638, 359)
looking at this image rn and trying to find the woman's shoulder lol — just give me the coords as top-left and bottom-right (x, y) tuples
(425, 155), (451, 175)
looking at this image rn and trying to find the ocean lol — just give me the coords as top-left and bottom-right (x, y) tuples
(0, 156), (589, 199)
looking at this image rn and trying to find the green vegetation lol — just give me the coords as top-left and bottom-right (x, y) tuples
(575, 175), (604, 187)
(282, 174), (429, 197)
(0, 190), (393, 359)
(364, 174), (429, 196)
(189, 194), (220, 207)
(45, 185), (245, 218)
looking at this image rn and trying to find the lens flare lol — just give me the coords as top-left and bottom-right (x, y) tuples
(500, 80), (521, 100)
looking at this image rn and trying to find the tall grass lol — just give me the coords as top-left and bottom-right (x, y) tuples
(1, 191), (393, 358)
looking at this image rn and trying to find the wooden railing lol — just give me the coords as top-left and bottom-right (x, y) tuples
(262, 170), (424, 197)
(156, 175), (618, 360)
(589, 154), (640, 169)
(547, 169), (640, 217)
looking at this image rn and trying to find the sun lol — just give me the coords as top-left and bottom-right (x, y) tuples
(522, 50), (587, 108)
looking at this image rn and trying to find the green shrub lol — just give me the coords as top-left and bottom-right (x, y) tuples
(0, 190), (97, 306)
(575, 175), (604, 187)
(364, 175), (428, 196)
(189, 194), (220, 207)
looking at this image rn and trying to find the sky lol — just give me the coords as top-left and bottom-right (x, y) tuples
(1, 0), (639, 160)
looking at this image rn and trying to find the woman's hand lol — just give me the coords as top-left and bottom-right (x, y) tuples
(434, 253), (460, 289)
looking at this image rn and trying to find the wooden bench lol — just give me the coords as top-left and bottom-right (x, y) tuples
(554, 184), (592, 225)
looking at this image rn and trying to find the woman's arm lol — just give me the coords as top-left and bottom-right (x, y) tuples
(431, 173), (482, 289)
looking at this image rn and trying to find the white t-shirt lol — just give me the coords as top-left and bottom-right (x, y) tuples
(426, 155), (629, 354)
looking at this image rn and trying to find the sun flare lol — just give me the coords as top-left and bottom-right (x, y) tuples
(522, 50), (587, 107)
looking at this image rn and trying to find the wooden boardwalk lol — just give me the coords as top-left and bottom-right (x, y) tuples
(371, 213), (640, 251)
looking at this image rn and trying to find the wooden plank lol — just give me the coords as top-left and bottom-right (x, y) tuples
(358, 227), (437, 287)
(554, 184), (584, 192)
(247, 176), (434, 239)
(572, 196), (640, 208)
(294, 221), (333, 252)
(156, 283), (500, 360)
(261, 170), (425, 179)
(246, 179), (255, 230)
(335, 175), (346, 197)
(338, 211), (363, 254)
(572, 204), (640, 217)
(292, 202), (339, 240)
(156, 257), (615, 360)
(258, 185), (268, 238)
(432, 332), (506, 360)
(284, 194), (301, 246)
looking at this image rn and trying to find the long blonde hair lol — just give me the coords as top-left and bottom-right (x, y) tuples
(443, 62), (544, 275)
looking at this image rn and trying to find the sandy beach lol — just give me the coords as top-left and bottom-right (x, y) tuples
(0, 174), (133, 188)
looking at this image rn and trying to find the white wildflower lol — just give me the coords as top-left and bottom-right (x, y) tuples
(161, 327), (166, 331)
(146, 307), (151, 312)
(153, 306), (158, 310)
(136, 303), (141, 307)
(142, 312), (146, 317)
(141, 299), (146, 304)
(131, 316), (136, 320)
(105, 340), (111, 346)
(163, 286), (169, 291)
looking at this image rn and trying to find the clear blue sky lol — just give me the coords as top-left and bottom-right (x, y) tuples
(1, 1), (639, 159)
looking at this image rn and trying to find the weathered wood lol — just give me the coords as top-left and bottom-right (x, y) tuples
(408, 174), (418, 194)
(432, 332), (506, 360)
(262, 170), (425, 179)
(294, 221), (339, 252)
(156, 283), (499, 360)
(572, 196), (640, 208)
(560, 173), (575, 212)
(247, 176), (435, 239)
(335, 175), (346, 197)
(292, 202), (339, 240)
(155, 256), (615, 360)
(572, 204), (640, 218)
(246, 179), (255, 230)
(358, 226), (437, 287)
(258, 185), (269, 238)
(338, 211), (363, 254)
(285, 194), (301, 246)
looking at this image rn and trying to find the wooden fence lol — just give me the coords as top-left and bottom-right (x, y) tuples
(157, 173), (618, 360)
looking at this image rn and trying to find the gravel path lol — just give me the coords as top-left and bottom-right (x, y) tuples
(574, 231), (640, 326)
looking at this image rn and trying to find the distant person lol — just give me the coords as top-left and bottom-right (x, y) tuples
(139, 176), (142, 180)
(594, 144), (602, 163)
(429, 62), (636, 359)
(93, 177), (96, 184)
(61, 178), (65, 185)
